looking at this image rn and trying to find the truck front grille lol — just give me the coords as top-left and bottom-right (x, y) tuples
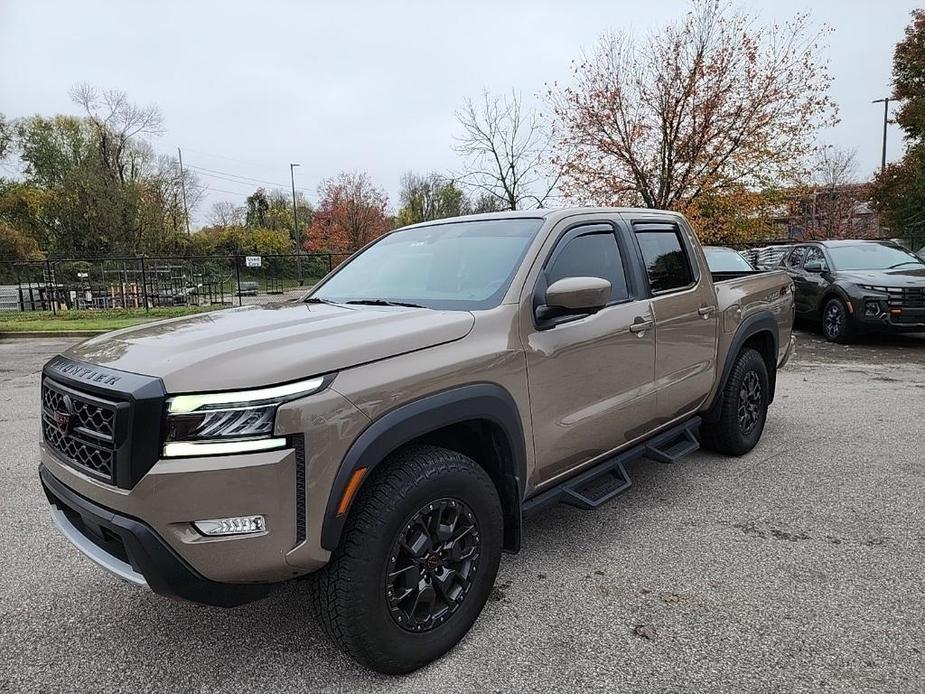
(887, 286), (925, 309)
(41, 379), (119, 483)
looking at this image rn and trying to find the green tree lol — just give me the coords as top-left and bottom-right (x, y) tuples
(0, 113), (12, 160)
(0, 221), (42, 261)
(395, 172), (467, 227)
(244, 187), (312, 243)
(8, 86), (201, 257)
(15, 114), (127, 255)
(0, 180), (49, 249)
(872, 10), (925, 248)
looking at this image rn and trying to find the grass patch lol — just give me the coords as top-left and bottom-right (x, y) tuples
(0, 306), (215, 332)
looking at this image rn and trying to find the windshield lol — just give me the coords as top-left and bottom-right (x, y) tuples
(827, 243), (925, 271)
(310, 218), (543, 310)
(703, 247), (754, 272)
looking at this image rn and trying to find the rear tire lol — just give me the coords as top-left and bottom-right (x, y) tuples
(821, 297), (855, 343)
(701, 347), (769, 456)
(307, 445), (503, 674)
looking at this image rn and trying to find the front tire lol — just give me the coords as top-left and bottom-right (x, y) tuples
(701, 347), (769, 456)
(822, 297), (854, 343)
(308, 445), (503, 674)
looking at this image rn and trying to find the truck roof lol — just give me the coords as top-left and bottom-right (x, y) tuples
(400, 207), (686, 230)
(804, 239), (900, 247)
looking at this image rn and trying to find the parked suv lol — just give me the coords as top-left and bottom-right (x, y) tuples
(779, 239), (925, 342)
(39, 208), (794, 673)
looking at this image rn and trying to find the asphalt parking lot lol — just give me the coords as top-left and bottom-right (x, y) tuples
(1, 330), (923, 693)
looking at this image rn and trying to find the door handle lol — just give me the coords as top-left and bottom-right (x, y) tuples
(629, 318), (654, 335)
(698, 305), (716, 318)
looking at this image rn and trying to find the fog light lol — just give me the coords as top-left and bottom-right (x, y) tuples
(194, 515), (266, 536)
(864, 301), (881, 317)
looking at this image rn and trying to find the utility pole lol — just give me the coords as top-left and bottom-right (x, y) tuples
(177, 147), (191, 238)
(290, 163), (303, 285)
(872, 97), (890, 171)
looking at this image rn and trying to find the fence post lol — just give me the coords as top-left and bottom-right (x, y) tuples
(45, 259), (56, 315)
(234, 252), (242, 307)
(140, 256), (149, 313)
(15, 264), (23, 312)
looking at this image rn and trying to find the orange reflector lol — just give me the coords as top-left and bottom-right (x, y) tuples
(336, 467), (368, 516)
(890, 308), (902, 315)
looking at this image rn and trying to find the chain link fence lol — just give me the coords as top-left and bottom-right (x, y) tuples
(0, 252), (351, 313)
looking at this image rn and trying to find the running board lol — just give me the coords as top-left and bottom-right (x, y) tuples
(644, 424), (700, 464)
(522, 417), (701, 516)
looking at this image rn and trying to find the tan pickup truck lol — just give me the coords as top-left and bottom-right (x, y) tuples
(38, 208), (794, 673)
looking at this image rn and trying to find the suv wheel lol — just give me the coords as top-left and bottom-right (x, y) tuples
(700, 347), (769, 456)
(822, 297), (854, 343)
(308, 445), (503, 674)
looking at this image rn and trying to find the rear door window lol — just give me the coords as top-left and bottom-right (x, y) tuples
(635, 229), (694, 293)
(786, 247), (807, 269)
(803, 247), (827, 269)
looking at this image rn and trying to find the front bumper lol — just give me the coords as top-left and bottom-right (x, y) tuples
(852, 297), (925, 333)
(41, 465), (269, 607)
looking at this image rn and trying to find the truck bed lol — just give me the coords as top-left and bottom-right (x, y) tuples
(711, 269), (767, 284)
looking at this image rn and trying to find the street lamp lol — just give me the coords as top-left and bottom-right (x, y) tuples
(290, 163), (303, 285)
(872, 98), (890, 171)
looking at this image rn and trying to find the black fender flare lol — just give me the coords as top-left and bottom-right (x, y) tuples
(320, 383), (527, 551)
(702, 310), (779, 423)
(818, 284), (854, 319)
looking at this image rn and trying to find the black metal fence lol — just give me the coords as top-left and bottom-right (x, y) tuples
(0, 252), (351, 313)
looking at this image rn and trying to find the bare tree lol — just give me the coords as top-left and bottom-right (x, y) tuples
(454, 90), (559, 210)
(69, 83), (164, 184)
(803, 145), (866, 239)
(208, 200), (245, 228)
(814, 146), (857, 190)
(547, 0), (836, 211)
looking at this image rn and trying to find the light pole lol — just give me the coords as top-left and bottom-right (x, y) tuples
(290, 163), (303, 285)
(178, 147), (191, 238)
(872, 97), (891, 171)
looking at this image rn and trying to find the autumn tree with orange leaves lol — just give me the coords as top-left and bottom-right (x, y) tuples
(547, 0), (836, 243)
(305, 172), (391, 254)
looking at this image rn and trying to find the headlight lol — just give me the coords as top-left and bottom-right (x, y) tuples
(859, 284), (897, 294)
(163, 375), (328, 457)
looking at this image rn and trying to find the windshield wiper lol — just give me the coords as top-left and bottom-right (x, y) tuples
(345, 299), (426, 309)
(304, 296), (339, 305)
(887, 261), (924, 269)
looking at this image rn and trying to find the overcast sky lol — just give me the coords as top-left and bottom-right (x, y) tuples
(0, 0), (919, 225)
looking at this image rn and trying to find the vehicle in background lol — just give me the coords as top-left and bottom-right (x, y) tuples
(742, 244), (792, 270)
(703, 246), (759, 280)
(236, 280), (259, 296)
(778, 240), (925, 342)
(39, 208), (794, 674)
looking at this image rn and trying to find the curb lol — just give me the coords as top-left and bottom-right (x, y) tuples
(0, 330), (107, 339)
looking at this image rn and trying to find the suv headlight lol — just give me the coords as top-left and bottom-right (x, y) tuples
(163, 375), (328, 457)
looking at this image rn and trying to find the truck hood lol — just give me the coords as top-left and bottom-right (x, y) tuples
(64, 303), (475, 392)
(836, 267), (925, 285)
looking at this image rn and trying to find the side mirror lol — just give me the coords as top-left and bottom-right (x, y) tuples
(545, 276), (611, 312)
(804, 260), (825, 273)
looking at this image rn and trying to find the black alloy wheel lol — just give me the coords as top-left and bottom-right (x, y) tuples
(699, 347), (769, 456)
(737, 370), (762, 435)
(307, 445), (503, 674)
(823, 300), (845, 341)
(386, 498), (480, 632)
